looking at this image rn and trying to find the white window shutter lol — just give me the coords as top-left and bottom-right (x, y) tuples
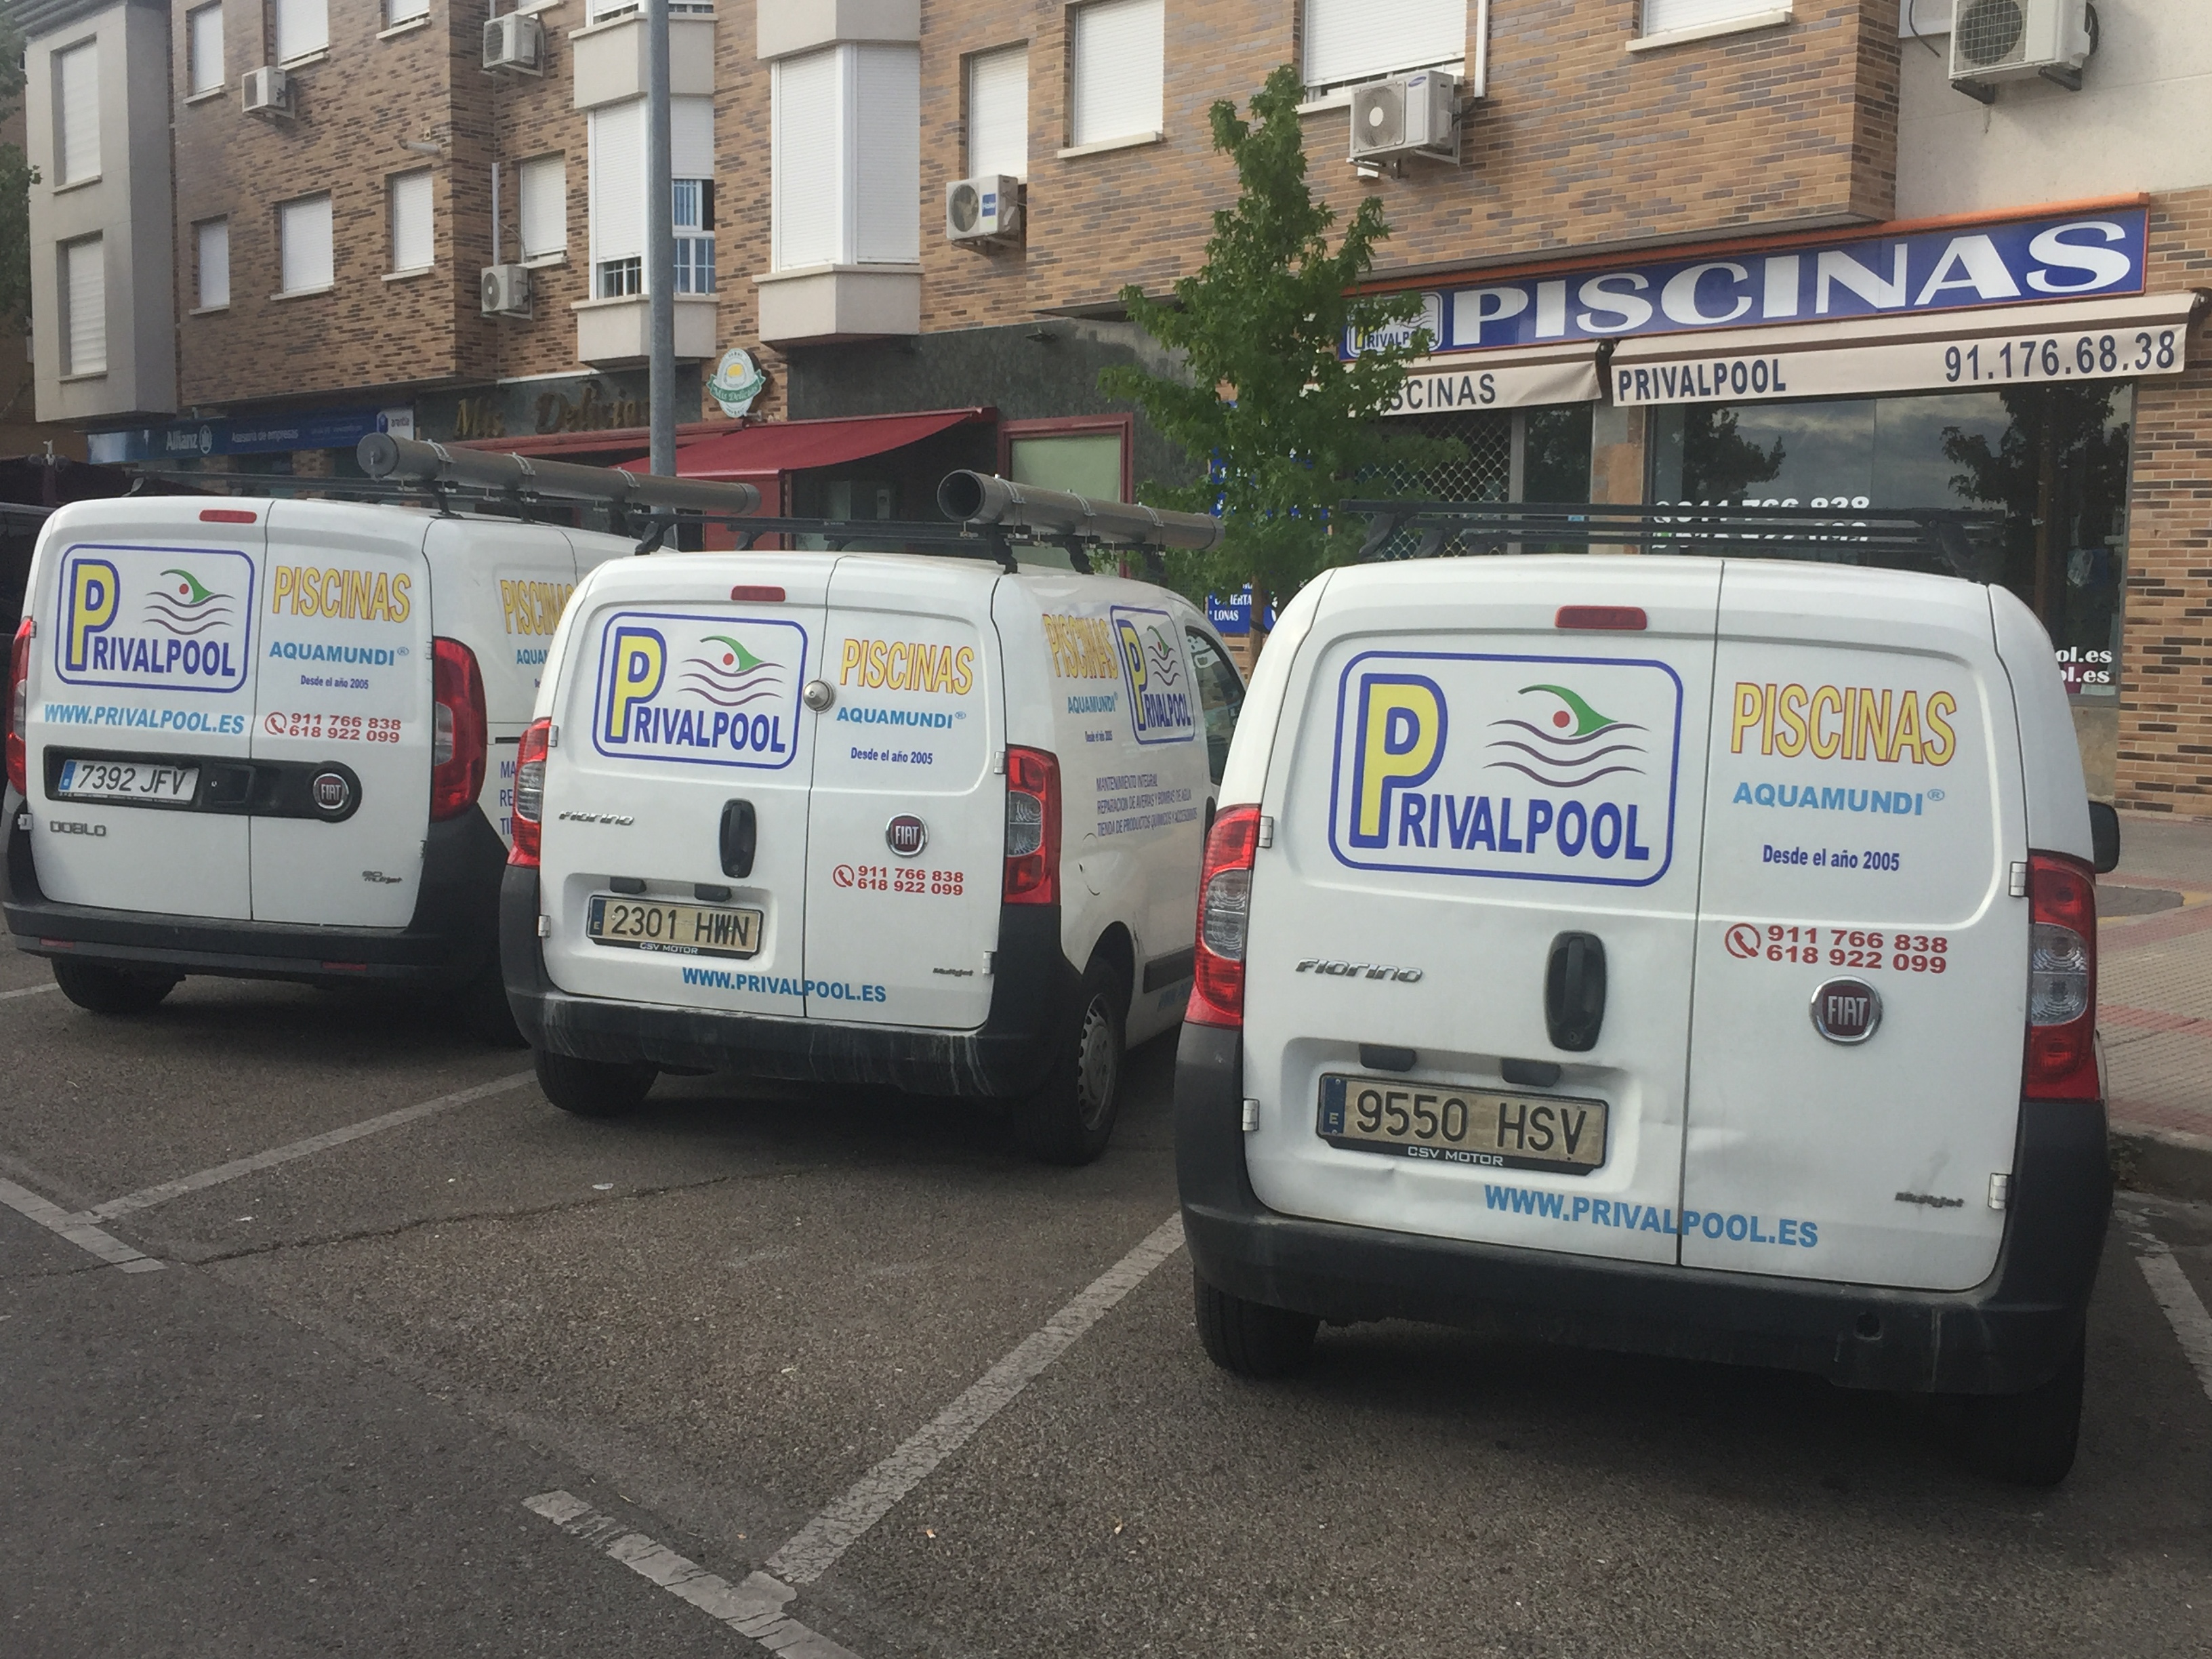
(188, 5), (224, 96)
(853, 45), (919, 265)
(55, 42), (100, 185)
(197, 218), (230, 308)
(771, 49), (844, 270)
(387, 0), (430, 22)
(968, 45), (1028, 181)
(390, 169), (434, 272)
(1303, 0), (1466, 89)
(62, 238), (104, 375)
(588, 99), (646, 265)
(671, 95), (715, 180)
(1643, 0), (1779, 35)
(1071, 0), (1164, 148)
(275, 0), (329, 63)
(280, 194), (333, 293)
(518, 155), (567, 259)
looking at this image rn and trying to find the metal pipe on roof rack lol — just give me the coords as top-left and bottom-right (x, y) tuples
(356, 434), (760, 516)
(937, 470), (1222, 552)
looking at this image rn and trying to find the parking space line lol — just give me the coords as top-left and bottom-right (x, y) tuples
(0, 982), (60, 1003)
(767, 1212), (1185, 1587)
(524, 1490), (863, 1658)
(0, 1175), (163, 1273)
(81, 1070), (535, 1223)
(2133, 1233), (2212, 1406)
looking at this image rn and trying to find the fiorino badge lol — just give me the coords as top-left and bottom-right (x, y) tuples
(1326, 651), (1683, 887)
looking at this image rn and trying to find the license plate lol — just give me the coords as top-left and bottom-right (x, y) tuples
(1317, 1073), (1608, 1176)
(54, 758), (199, 804)
(586, 894), (762, 959)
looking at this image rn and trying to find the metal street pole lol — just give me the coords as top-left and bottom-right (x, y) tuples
(646, 0), (676, 478)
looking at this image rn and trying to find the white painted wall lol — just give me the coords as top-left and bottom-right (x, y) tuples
(1896, 1), (2212, 219)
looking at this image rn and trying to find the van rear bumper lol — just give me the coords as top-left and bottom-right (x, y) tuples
(0, 792), (507, 986)
(499, 866), (1078, 1097)
(1176, 1024), (2112, 1396)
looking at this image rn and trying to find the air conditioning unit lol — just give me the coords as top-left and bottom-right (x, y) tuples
(481, 264), (531, 318)
(1348, 69), (1460, 165)
(945, 176), (1022, 245)
(241, 65), (292, 119)
(1949, 0), (2095, 95)
(483, 12), (546, 77)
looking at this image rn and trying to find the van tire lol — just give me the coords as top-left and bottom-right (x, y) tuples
(52, 960), (179, 1016)
(1014, 955), (1128, 1166)
(534, 1047), (657, 1118)
(461, 968), (527, 1048)
(1960, 1336), (2085, 1486)
(1193, 1269), (1319, 1379)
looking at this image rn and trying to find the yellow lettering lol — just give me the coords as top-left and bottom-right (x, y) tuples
(1890, 690), (1925, 764)
(1864, 688), (1897, 762)
(840, 638), (863, 684)
(389, 573), (411, 622)
(271, 565), (294, 611)
(1729, 682), (1763, 756)
(954, 645), (974, 695)
(342, 568), (371, 621)
(370, 571), (391, 622)
(1809, 685), (1843, 759)
(868, 640), (888, 688)
(1761, 682), (1778, 757)
(1774, 684), (1809, 758)
(1923, 691), (1957, 766)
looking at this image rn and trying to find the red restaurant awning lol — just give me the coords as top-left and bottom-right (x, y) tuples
(632, 407), (993, 482)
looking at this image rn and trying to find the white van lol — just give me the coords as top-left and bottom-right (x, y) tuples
(1178, 554), (2119, 1483)
(2, 494), (630, 1033)
(501, 544), (1244, 1162)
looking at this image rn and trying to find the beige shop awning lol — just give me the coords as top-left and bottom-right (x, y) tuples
(1380, 342), (1605, 416)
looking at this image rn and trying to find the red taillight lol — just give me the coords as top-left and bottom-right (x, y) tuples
(1189, 805), (1262, 1029)
(508, 717), (550, 868)
(1003, 746), (1061, 905)
(2024, 850), (2099, 1102)
(199, 508), (257, 524)
(430, 637), (488, 823)
(6, 617), (30, 796)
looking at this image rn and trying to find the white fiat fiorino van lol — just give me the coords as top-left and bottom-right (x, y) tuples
(500, 499), (1246, 1163)
(1178, 554), (2120, 1484)
(2, 492), (635, 1034)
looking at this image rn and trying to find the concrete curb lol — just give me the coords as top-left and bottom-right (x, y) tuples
(2111, 1126), (2212, 1205)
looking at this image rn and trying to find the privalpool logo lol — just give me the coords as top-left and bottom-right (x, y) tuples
(592, 609), (808, 771)
(1111, 605), (1195, 746)
(56, 544), (254, 694)
(1329, 651), (1682, 886)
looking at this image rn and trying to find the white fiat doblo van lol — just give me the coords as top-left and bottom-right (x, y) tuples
(1179, 554), (2118, 1483)
(2, 492), (634, 1032)
(501, 499), (1244, 1162)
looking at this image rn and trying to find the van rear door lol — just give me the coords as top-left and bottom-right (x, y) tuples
(537, 559), (824, 1019)
(26, 503), (262, 920)
(1242, 559), (1721, 1262)
(803, 558), (1001, 1029)
(1681, 565), (2025, 1291)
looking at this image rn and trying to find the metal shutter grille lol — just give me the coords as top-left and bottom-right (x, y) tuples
(188, 5), (224, 96)
(55, 42), (99, 184)
(853, 45), (919, 265)
(279, 193), (333, 293)
(62, 238), (104, 376)
(518, 155), (566, 258)
(197, 218), (229, 308)
(275, 0), (329, 62)
(1643, 0), (1778, 35)
(1303, 0), (1465, 90)
(772, 50), (843, 269)
(968, 45), (1028, 180)
(589, 99), (645, 265)
(390, 169), (433, 273)
(1363, 410), (1513, 557)
(1071, 0), (1163, 147)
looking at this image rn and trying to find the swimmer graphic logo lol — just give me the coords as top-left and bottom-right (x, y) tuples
(592, 609), (808, 771)
(1329, 651), (1683, 886)
(1111, 605), (1195, 745)
(56, 544), (254, 693)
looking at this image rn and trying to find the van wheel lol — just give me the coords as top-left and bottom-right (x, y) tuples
(534, 1047), (657, 1119)
(52, 960), (178, 1016)
(1193, 1269), (1318, 1379)
(460, 967), (526, 1048)
(1015, 955), (1128, 1166)
(1960, 1336), (2085, 1486)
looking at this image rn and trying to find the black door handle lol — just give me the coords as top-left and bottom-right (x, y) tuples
(719, 799), (756, 878)
(1545, 932), (1606, 1052)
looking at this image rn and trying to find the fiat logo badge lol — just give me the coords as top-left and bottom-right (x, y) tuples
(310, 771), (352, 815)
(1809, 977), (1881, 1044)
(885, 814), (928, 858)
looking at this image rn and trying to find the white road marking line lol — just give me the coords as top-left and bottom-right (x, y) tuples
(768, 1212), (1185, 1586)
(525, 1490), (862, 1658)
(2135, 1234), (2212, 1406)
(82, 1070), (535, 1223)
(0, 981), (60, 1002)
(0, 1175), (163, 1272)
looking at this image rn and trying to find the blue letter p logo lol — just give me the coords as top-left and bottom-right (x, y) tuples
(1349, 674), (1446, 848)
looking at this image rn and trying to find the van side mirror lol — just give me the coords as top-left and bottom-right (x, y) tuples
(2088, 801), (2120, 875)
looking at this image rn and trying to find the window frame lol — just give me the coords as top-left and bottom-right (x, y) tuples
(384, 0), (431, 27)
(276, 190), (335, 296)
(998, 413), (1134, 502)
(52, 38), (100, 187)
(60, 234), (106, 377)
(1633, 0), (1795, 49)
(965, 41), (1029, 182)
(194, 216), (231, 311)
(186, 3), (226, 98)
(1066, 0), (1165, 150)
(274, 0), (331, 66)
(1300, 0), (1467, 97)
(388, 167), (435, 276)
(516, 152), (569, 264)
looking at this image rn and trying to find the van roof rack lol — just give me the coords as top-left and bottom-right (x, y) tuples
(1341, 499), (2007, 583)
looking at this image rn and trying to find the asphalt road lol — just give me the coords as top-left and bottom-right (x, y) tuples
(1, 957), (2208, 1658)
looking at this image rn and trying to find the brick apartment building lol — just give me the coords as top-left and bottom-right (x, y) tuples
(9, 0), (2211, 804)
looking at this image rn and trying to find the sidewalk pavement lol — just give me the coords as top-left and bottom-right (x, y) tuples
(2100, 811), (2212, 1198)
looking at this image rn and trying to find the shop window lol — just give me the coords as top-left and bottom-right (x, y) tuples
(389, 167), (434, 274)
(1359, 404), (1593, 554)
(1641, 0), (1790, 39)
(518, 154), (567, 262)
(1069, 0), (1163, 147)
(196, 217), (230, 309)
(278, 191), (333, 294)
(54, 40), (99, 185)
(1647, 386), (2133, 697)
(60, 236), (105, 376)
(1303, 0), (1465, 96)
(770, 45), (920, 270)
(1006, 419), (1129, 501)
(275, 0), (329, 64)
(1186, 628), (1246, 786)
(187, 4), (224, 96)
(967, 44), (1029, 180)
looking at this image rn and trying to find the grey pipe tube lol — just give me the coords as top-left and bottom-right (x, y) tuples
(937, 471), (1222, 552)
(357, 433), (760, 516)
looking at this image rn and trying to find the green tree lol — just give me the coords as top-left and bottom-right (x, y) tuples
(0, 9), (33, 327)
(1099, 64), (1461, 602)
